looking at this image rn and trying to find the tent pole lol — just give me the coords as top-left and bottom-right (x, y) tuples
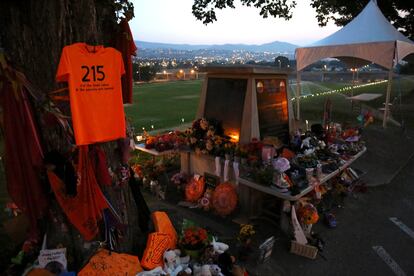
(383, 70), (393, 128)
(296, 71), (301, 120)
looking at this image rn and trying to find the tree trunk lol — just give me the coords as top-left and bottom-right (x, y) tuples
(0, 0), (116, 92)
(0, 0), (144, 270)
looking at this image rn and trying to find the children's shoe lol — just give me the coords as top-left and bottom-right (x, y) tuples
(325, 213), (337, 228)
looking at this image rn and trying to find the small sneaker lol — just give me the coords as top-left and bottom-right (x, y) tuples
(325, 213), (337, 228)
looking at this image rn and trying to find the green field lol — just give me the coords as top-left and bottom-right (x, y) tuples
(126, 76), (414, 132)
(125, 80), (202, 132)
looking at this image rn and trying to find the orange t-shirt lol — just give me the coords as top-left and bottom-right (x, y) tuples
(56, 43), (126, 145)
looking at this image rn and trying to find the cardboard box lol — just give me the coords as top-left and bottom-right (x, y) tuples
(290, 241), (318, 259)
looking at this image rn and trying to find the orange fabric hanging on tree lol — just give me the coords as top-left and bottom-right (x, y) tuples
(1, 55), (48, 240)
(114, 18), (137, 104)
(47, 146), (108, 240)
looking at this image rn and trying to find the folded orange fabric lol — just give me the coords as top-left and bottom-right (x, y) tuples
(78, 249), (142, 276)
(151, 211), (177, 249)
(140, 232), (171, 270)
(47, 146), (108, 240)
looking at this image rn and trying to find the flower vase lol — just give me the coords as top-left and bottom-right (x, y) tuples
(143, 177), (150, 189)
(238, 238), (253, 262)
(234, 156), (241, 163)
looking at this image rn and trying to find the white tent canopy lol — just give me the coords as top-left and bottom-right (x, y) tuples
(295, 0), (414, 127)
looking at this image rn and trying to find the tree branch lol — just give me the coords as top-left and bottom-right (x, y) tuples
(192, 0), (296, 24)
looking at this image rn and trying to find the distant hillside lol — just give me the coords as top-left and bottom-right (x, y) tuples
(135, 40), (298, 53)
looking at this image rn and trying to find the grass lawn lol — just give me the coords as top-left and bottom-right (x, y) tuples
(125, 80), (202, 132)
(350, 75), (414, 107)
(126, 77), (414, 133)
(292, 76), (414, 126)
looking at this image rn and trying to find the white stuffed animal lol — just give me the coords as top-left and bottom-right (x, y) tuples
(301, 137), (312, 149)
(209, 264), (224, 276)
(136, 266), (166, 276)
(211, 237), (229, 255)
(193, 264), (224, 276)
(163, 249), (191, 276)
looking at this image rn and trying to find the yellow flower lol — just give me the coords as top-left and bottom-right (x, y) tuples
(206, 140), (213, 151)
(200, 118), (209, 130)
(207, 129), (215, 137)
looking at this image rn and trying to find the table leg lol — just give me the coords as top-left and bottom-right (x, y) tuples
(280, 200), (292, 235)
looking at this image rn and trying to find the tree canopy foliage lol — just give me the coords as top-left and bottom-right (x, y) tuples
(192, 0), (413, 39)
(274, 55), (290, 68)
(311, 0), (413, 40)
(192, 0), (296, 24)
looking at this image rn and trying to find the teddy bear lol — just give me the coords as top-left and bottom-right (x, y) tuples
(211, 237), (229, 255)
(193, 264), (224, 276)
(163, 249), (191, 276)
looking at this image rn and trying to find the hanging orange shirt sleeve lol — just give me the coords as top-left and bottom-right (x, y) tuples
(56, 48), (71, 82)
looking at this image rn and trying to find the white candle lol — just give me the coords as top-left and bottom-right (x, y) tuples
(305, 120), (309, 131)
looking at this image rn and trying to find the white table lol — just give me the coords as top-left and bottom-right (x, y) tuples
(346, 93), (382, 101)
(134, 143), (177, 156)
(235, 147), (366, 225)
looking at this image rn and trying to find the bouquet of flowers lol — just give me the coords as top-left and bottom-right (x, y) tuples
(145, 131), (186, 152)
(180, 223), (209, 250)
(131, 164), (143, 178)
(237, 224), (255, 243)
(235, 144), (248, 159)
(170, 172), (188, 190)
(184, 118), (243, 159)
(141, 159), (165, 181)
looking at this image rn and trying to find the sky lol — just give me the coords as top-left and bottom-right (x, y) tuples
(129, 0), (340, 46)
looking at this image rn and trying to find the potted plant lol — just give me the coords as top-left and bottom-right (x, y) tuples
(224, 141), (235, 161)
(238, 144), (249, 165)
(179, 221), (210, 261)
(170, 172), (188, 191)
(237, 224), (255, 262)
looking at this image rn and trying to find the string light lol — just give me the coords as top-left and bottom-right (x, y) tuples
(291, 80), (388, 101)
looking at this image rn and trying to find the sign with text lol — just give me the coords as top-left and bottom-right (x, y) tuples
(38, 248), (67, 270)
(204, 172), (220, 189)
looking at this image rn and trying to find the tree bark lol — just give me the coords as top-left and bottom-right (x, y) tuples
(0, 0), (143, 270)
(0, 0), (117, 92)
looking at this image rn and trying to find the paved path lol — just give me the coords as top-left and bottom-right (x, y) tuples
(274, 153), (414, 276)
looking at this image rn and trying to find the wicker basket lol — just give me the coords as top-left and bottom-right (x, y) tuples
(290, 241), (318, 259)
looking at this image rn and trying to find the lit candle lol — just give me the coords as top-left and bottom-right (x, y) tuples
(228, 132), (239, 143)
(305, 120), (309, 131)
